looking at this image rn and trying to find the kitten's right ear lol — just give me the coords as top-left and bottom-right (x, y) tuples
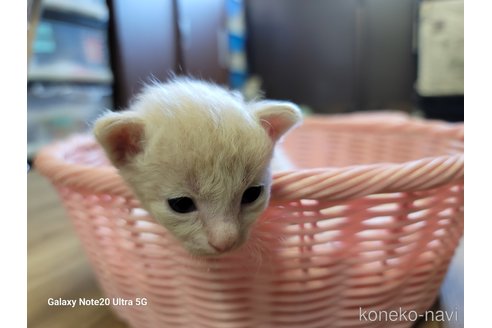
(93, 112), (145, 168)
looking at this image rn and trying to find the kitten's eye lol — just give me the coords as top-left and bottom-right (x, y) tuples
(241, 185), (264, 205)
(168, 197), (197, 213)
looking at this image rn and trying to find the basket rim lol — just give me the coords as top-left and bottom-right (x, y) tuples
(34, 114), (464, 201)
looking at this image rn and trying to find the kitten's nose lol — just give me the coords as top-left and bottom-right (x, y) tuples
(208, 238), (236, 253)
(207, 223), (239, 253)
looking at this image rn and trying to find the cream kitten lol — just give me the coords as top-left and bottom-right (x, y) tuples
(93, 79), (302, 256)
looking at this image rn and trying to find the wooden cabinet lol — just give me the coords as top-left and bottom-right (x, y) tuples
(109, 0), (177, 108)
(246, 0), (417, 114)
(108, 0), (423, 114)
(109, 0), (228, 108)
(177, 0), (228, 84)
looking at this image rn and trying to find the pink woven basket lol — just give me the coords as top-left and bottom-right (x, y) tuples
(35, 113), (464, 328)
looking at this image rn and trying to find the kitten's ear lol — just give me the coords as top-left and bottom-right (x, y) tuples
(93, 112), (145, 168)
(252, 101), (302, 142)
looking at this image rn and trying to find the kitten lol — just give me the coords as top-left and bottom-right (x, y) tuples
(93, 79), (302, 256)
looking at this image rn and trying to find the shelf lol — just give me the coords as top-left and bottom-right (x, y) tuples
(27, 1), (113, 159)
(29, 17), (113, 84)
(27, 84), (111, 159)
(28, 64), (113, 84)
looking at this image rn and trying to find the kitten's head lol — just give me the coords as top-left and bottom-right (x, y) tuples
(93, 79), (301, 256)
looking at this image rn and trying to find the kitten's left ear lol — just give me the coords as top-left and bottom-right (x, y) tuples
(252, 101), (303, 142)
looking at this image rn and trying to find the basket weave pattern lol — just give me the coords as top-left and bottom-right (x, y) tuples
(35, 114), (464, 328)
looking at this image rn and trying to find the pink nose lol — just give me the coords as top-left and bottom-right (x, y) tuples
(208, 239), (236, 253)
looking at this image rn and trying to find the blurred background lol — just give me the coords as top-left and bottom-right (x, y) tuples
(27, 1), (463, 328)
(27, 0), (463, 162)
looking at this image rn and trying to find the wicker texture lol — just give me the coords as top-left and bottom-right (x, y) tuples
(35, 113), (463, 328)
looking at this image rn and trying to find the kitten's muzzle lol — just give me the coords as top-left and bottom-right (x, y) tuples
(206, 227), (239, 253)
(208, 238), (236, 253)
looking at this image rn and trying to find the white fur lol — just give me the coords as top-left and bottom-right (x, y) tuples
(93, 78), (302, 256)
